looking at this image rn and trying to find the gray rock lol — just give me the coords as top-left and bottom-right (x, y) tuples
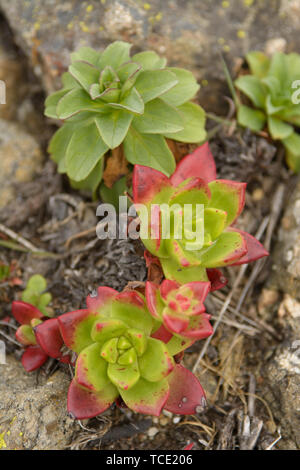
(263, 337), (300, 449)
(1, 0), (300, 111)
(271, 178), (300, 300)
(260, 178), (300, 449)
(0, 355), (78, 450)
(0, 119), (43, 208)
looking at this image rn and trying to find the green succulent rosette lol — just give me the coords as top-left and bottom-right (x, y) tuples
(133, 143), (268, 284)
(235, 51), (300, 172)
(57, 286), (207, 418)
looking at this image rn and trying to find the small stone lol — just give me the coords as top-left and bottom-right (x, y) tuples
(258, 289), (279, 316)
(162, 410), (173, 418)
(265, 38), (287, 55)
(252, 188), (264, 201)
(147, 427), (159, 438)
(159, 416), (169, 426)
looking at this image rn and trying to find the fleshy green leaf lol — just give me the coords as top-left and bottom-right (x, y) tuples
(126, 329), (147, 356)
(48, 124), (76, 173)
(111, 297), (153, 336)
(120, 377), (169, 416)
(246, 51), (270, 78)
(16, 325), (36, 346)
(161, 67), (199, 106)
(91, 318), (127, 345)
(134, 69), (178, 103)
(56, 88), (106, 119)
(98, 41), (132, 70)
(204, 208), (227, 240)
(109, 87), (144, 114)
(45, 89), (70, 118)
(237, 105), (266, 132)
(70, 158), (104, 195)
(62, 72), (81, 89)
(139, 338), (174, 382)
(268, 116), (294, 140)
(95, 109), (133, 148)
(108, 361), (140, 390)
(165, 335), (194, 356)
(124, 128), (176, 176)
(69, 61), (100, 92)
(283, 132), (300, 173)
(76, 343), (110, 391)
(197, 231), (246, 268)
(132, 98), (183, 134)
(235, 75), (266, 108)
(208, 180), (246, 226)
(26, 274), (47, 293)
(65, 120), (108, 181)
(160, 257), (208, 283)
(131, 51), (167, 70)
(165, 102), (206, 143)
(71, 47), (101, 66)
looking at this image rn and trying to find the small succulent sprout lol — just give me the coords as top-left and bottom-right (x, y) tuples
(45, 41), (206, 193)
(56, 286), (206, 419)
(235, 51), (300, 172)
(133, 142), (269, 283)
(21, 274), (53, 316)
(146, 280), (213, 342)
(12, 301), (70, 372)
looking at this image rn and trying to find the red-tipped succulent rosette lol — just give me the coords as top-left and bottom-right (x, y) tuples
(133, 142), (269, 284)
(146, 280), (213, 347)
(56, 286), (207, 419)
(12, 300), (70, 372)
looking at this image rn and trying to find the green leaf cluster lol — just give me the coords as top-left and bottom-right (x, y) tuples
(235, 51), (300, 172)
(21, 274), (53, 317)
(45, 41), (206, 192)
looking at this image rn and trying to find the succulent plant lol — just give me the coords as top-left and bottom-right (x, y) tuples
(54, 287), (206, 418)
(146, 280), (213, 341)
(12, 301), (70, 372)
(45, 41), (206, 194)
(133, 143), (268, 283)
(21, 274), (53, 316)
(235, 51), (300, 172)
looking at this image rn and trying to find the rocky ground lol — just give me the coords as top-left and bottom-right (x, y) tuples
(0, 0), (300, 450)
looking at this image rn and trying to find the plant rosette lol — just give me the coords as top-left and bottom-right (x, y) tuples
(235, 51), (300, 172)
(45, 41), (206, 195)
(133, 142), (269, 284)
(56, 286), (206, 419)
(12, 301), (71, 372)
(146, 280), (213, 344)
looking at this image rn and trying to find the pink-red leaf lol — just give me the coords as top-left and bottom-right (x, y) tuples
(21, 345), (48, 372)
(86, 286), (117, 313)
(164, 364), (207, 415)
(35, 318), (67, 360)
(151, 324), (173, 343)
(228, 228), (269, 266)
(133, 164), (172, 205)
(180, 313), (213, 339)
(67, 378), (118, 420)
(12, 301), (43, 325)
(58, 309), (98, 354)
(170, 143), (217, 186)
(145, 281), (162, 319)
(206, 268), (228, 292)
